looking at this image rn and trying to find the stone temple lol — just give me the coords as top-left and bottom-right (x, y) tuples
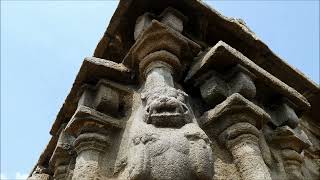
(28, 0), (320, 179)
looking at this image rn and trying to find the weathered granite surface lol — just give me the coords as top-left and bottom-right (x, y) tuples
(29, 1), (319, 180)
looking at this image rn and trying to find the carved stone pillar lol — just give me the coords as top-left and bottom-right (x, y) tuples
(72, 132), (108, 180)
(220, 122), (270, 180)
(200, 93), (272, 180)
(65, 105), (124, 180)
(117, 7), (213, 180)
(269, 126), (311, 180)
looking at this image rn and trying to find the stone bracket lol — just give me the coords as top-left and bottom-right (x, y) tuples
(200, 93), (270, 136)
(269, 126), (311, 153)
(199, 65), (256, 106)
(65, 105), (125, 137)
(51, 57), (132, 136)
(185, 41), (310, 112)
(78, 79), (133, 118)
(267, 102), (300, 129)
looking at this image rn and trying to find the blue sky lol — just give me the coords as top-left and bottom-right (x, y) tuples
(1, 1), (319, 179)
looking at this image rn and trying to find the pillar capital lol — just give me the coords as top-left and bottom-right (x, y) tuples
(200, 93), (270, 136)
(65, 105), (124, 137)
(270, 126), (311, 153)
(123, 15), (201, 79)
(73, 132), (110, 154)
(65, 105), (124, 180)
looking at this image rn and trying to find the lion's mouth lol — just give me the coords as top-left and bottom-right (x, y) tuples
(145, 97), (190, 127)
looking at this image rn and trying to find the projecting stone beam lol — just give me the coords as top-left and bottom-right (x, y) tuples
(185, 41), (310, 112)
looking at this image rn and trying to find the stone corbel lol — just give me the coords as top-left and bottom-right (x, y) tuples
(133, 7), (187, 41)
(78, 79), (132, 118)
(185, 41), (310, 113)
(159, 7), (187, 33)
(49, 126), (75, 180)
(65, 105), (124, 180)
(267, 100), (300, 129)
(269, 126), (311, 180)
(199, 64), (256, 106)
(200, 93), (272, 180)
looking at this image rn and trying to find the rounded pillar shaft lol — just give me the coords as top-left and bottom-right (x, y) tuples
(73, 150), (102, 180)
(220, 122), (271, 180)
(228, 135), (271, 180)
(145, 66), (174, 89)
(72, 133), (108, 180)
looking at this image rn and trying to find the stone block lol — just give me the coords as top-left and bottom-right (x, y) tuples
(269, 103), (300, 128)
(199, 65), (256, 106)
(227, 65), (256, 99)
(93, 84), (119, 114)
(134, 12), (154, 40)
(159, 7), (187, 33)
(200, 73), (229, 105)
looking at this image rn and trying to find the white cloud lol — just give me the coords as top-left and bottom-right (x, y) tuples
(15, 172), (29, 180)
(1, 173), (8, 179)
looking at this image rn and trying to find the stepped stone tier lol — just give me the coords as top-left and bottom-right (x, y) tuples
(28, 0), (319, 179)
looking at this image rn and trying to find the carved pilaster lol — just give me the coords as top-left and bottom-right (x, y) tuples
(118, 7), (214, 180)
(220, 122), (270, 180)
(200, 93), (272, 180)
(65, 105), (124, 180)
(131, 7), (199, 128)
(269, 126), (311, 180)
(72, 132), (109, 180)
